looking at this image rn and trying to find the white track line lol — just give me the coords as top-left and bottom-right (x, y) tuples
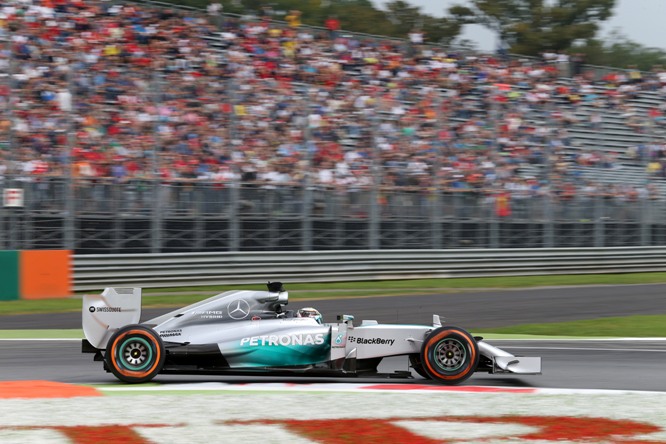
(490, 337), (666, 341)
(503, 346), (666, 352)
(94, 381), (666, 396)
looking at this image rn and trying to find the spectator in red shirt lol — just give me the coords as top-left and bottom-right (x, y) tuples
(324, 16), (340, 41)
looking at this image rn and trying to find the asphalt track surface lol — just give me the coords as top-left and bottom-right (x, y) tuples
(2, 284), (666, 392)
(4, 283), (666, 330)
(2, 338), (666, 392)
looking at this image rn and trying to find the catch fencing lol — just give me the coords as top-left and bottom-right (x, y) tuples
(3, 178), (666, 254)
(73, 247), (666, 290)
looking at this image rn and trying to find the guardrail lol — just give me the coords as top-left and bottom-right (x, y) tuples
(73, 247), (666, 291)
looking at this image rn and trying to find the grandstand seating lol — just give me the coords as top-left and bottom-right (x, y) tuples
(1, 2), (666, 197)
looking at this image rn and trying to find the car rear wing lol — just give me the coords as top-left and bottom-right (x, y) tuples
(82, 287), (142, 349)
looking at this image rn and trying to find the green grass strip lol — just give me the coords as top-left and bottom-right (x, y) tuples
(0, 329), (83, 339)
(0, 298), (83, 316)
(475, 314), (666, 337)
(135, 272), (666, 294)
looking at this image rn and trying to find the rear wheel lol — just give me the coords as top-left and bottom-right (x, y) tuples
(420, 326), (479, 385)
(105, 325), (165, 383)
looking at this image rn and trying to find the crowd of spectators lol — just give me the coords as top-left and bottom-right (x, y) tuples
(1, 0), (666, 212)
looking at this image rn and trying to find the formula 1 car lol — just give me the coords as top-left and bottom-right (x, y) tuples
(82, 282), (541, 385)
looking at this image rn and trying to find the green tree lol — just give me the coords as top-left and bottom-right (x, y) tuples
(577, 31), (666, 72)
(384, 0), (423, 35)
(327, 3), (396, 37)
(448, 0), (616, 55)
(422, 16), (464, 45)
(383, 0), (462, 44)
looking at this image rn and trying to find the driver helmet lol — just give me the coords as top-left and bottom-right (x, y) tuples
(297, 307), (322, 324)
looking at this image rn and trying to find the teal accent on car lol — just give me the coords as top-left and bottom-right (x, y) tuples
(118, 337), (153, 371)
(230, 332), (332, 367)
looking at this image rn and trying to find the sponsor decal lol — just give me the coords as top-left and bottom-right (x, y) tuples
(192, 310), (225, 319)
(348, 336), (395, 346)
(90, 306), (122, 313)
(335, 333), (344, 345)
(159, 329), (182, 338)
(227, 299), (251, 320)
(240, 334), (326, 347)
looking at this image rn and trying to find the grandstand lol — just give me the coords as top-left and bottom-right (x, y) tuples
(2, 0), (665, 191)
(196, 6), (666, 198)
(1, 0), (666, 252)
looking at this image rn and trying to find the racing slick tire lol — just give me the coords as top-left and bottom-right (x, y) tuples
(409, 354), (431, 379)
(105, 325), (165, 383)
(420, 326), (479, 385)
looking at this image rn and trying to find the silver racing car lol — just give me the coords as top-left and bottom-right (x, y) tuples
(82, 282), (541, 385)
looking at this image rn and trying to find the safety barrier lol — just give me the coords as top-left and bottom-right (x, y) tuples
(0, 250), (71, 300)
(73, 247), (666, 291)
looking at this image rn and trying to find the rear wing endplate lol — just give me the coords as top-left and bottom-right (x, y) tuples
(82, 287), (142, 349)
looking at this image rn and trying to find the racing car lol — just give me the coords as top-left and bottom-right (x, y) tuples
(82, 282), (541, 385)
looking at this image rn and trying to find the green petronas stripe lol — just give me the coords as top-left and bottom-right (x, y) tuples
(230, 333), (332, 367)
(233, 344), (331, 367)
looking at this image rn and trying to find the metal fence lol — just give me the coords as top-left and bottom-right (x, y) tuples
(72, 247), (666, 290)
(3, 177), (666, 253)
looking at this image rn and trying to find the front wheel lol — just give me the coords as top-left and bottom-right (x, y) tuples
(105, 325), (165, 383)
(420, 326), (479, 385)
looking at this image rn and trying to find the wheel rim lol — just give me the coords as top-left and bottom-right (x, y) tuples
(433, 338), (466, 372)
(118, 336), (153, 371)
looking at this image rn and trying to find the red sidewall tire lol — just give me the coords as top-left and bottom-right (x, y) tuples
(105, 325), (165, 383)
(420, 326), (479, 385)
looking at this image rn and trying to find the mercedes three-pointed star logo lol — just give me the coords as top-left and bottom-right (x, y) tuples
(227, 299), (251, 320)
